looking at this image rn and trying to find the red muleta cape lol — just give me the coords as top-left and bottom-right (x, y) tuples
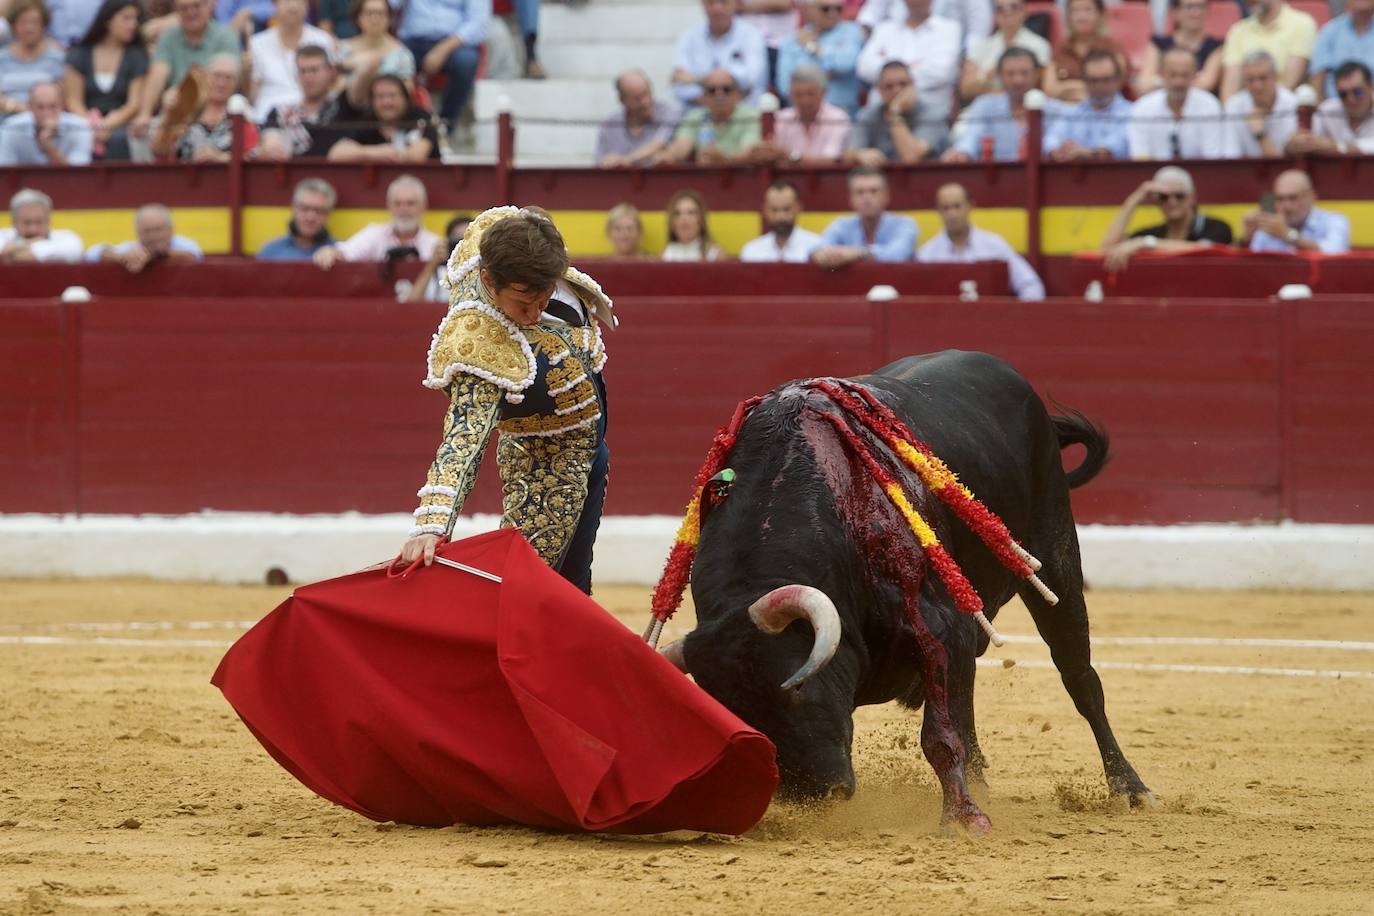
(211, 528), (778, 834)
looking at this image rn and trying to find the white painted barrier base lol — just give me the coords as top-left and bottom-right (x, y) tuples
(1, 513), (1372, 590)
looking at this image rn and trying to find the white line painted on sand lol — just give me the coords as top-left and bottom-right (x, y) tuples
(979, 658), (1374, 680)
(999, 634), (1374, 652)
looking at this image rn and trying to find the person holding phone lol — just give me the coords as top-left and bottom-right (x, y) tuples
(1241, 169), (1351, 253)
(1099, 165), (1234, 270)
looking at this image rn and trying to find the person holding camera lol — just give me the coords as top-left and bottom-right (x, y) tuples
(1099, 165), (1233, 271)
(312, 174), (440, 270)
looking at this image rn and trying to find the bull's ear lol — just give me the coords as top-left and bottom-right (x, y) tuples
(659, 638), (689, 674)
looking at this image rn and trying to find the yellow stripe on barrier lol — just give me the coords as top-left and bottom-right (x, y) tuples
(3, 208), (231, 254)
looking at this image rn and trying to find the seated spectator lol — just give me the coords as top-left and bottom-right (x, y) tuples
(256, 177), (338, 260)
(1290, 60), (1374, 153)
(740, 180), (822, 262)
(752, 64), (851, 164)
(62, 0), (148, 161)
(672, 0), (769, 106)
(132, 0), (240, 143)
(247, 0), (334, 124)
(316, 0), (359, 39)
(1222, 51), (1298, 157)
(856, 0), (962, 127)
(1135, 0), (1224, 96)
(1099, 166), (1234, 270)
(1128, 48), (1225, 159)
(0, 80), (93, 164)
(0, 188), (83, 263)
(1241, 169), (1350, 253)
(1043, 0), (1129, 103)
(173, 53), (256, 161)
(1310, 0), (1374, 100)
(313, 174), (441, 269)
(595, 69), (679, 167)
(217, 0), (275, 36)
(336, 0), (416, 89)
(661, 68), (760, 164)
(326, 74), (439, 161)
(604, 203), (646, 258)
(917, 182), (1044, 301)
(0, 0), (67, 115)
(409, 212), (472, 301)
(510, 0), (546, 81)
(1219, 0), (1317, 99)
(943, 46), (1039, 162)
(48, 0), (106, 47)
(257, 45), (363, 158)
(396, 0), (485, 139)
(87, 202), (204, 271)
(812, 166), (918, 268)
(1044, 49), (1132, 160)
(662, 189), (723, 261)
(845, 60), (948, 164)
(776, 0), (864, 115)
(960, 0), (1050, 102)
(857, 0), (992, 55)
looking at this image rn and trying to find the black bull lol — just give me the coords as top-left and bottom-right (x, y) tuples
(662, 350), (1153, 830)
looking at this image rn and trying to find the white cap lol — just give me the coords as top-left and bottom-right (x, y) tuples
(1277, 283), (1312, 300)
(1294, 84), (1319, 107)
(758, 92), (781, 114)
(60, 286), (92, 303)
(226, 93), (251, 117)
(865, 284), (898, 302)
(1023, 89), (1047, 111)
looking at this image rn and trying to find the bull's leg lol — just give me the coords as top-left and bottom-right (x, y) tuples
(917, 638), (991, 832)
(1019, 535), (1154, 807)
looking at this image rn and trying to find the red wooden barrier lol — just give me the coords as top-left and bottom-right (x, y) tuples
(1065, 253), (1374, 299)
(4, 295), (1373, 524)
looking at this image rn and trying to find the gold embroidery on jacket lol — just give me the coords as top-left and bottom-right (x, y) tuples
(414, 374), (503, 534)
(497, 425), (597, 567)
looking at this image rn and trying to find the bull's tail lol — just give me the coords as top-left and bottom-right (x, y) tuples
(1052, 407), (1110, 489)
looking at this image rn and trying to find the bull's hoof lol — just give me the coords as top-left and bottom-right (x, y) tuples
(1125, 789), (1157, 809)
(940, 807), (992, 837)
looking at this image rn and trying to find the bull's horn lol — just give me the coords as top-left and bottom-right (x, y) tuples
(748, 585), (841, 691)
(659, 638), (688, 673)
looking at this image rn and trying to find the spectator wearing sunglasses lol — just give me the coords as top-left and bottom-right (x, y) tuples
(776, 0), (864, 115)
(672, 0), (770, 106)
(1310, 0), (1374, 101)
(1288, 60), (1374, 154)
(1099, 166), (1233, 271)
(660, 68), (760, 163)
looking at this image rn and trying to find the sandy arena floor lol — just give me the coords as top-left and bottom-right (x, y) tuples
(1, 579), (1372, 915)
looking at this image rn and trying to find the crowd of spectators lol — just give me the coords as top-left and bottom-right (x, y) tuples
(594, 0), (1374, 168)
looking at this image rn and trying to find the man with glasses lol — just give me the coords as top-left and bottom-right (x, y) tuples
(1128, 47), (1225, 160)
(312, 174), (441, 270)
(1044, 50), (1132, 160)
(845, 60), (947, 164)
(1221, 51), (1297, 157)
(672, 0), (769, 106)
(257, 178), (338, 260)
(960, 0), (1049, 102)
(1099, 166), (1234, 271)
(1289, 60), (1374, 153)
(856, 0), (962, 128)
(132, 0), (240, 141)
(661, 68), (761, 163)
(1310, 0), (1374, 100)
(1241, 169), (1350, 253)
(776, 0), (864, 115)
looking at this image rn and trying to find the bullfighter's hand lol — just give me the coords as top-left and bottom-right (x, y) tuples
(400, 533), (442, 567)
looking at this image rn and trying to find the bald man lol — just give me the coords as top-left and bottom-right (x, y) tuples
(1128, 48), (1225, 160)
(1241, 170), (1351, 253)
(917, 183), (1044, 300)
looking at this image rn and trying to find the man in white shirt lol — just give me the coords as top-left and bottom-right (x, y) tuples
(0, 189), (84, 263)
(1288, 60), (1374, 154)
(672, 0), (771, 106)
(917, 182), (1043, 301)
(1222, 51), (1298, 157)
(856, 0), (963, 125)
(1129, 48), (1225, 160)
(248, 0), (335, 123)
(858, 0), (992, 54)
(313, 174), (441, 269)
(740, 181), (823, 263)
(87, 204), (204, 273)
(1241, 169), (1351, 254)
